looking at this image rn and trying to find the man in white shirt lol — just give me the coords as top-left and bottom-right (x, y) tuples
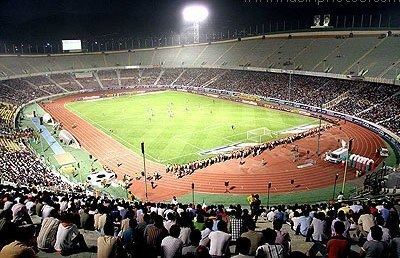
(298, 211), (312, 237)
(54, 213), (88, 255)
(161, 224), (183, 258)
(42, 203), (54, 219)
(164, 212), (176, 233)
(310, 212), (326, 242)
(267, 208), (276, 222)
(208, 220), (231, 257)
(200, 219), (213, 246)
(367, 215), (390, 243)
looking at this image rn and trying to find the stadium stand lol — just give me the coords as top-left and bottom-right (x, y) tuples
(0, 176), (400, 257)
(0, 30), (399, 258)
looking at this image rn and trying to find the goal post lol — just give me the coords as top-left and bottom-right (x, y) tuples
(246, 127), (275, 143)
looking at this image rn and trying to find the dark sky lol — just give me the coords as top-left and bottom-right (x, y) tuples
(0, 0), (399, 42)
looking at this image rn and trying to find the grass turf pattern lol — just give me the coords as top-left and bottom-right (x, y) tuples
(66, 91), (318, 164)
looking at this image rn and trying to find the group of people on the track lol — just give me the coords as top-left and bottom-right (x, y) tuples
(166, 123), (335, 178)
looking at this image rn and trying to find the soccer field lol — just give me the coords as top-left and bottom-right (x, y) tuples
(66, 91), (318, 164)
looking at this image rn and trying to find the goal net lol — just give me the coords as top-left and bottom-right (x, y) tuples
(246, 127), (275, 143)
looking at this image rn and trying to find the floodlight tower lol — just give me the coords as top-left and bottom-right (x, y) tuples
(182, 5), (209, 43)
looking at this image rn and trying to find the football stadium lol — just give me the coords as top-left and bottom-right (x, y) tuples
(0, 1), (400, 257)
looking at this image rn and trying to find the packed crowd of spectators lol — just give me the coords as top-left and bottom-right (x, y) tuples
(166, 124), (334, 178)
(158, 68), (184, 86)
(0, 183), (400, 257)
(1, 68), (399, 135)
(49, 74), (83, 92)
(119, 69), (140, 86)
(98, 70), (120, 89)
(0, 150), (71, 191)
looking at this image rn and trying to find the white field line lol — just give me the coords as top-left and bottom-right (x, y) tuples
(67, 106), (162, 163)
(67, 97), (318, 164)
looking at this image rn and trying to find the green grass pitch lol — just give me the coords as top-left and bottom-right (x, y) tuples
(66, 91), (319, 164)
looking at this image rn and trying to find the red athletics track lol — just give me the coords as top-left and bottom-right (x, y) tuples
(41, 90), (385, 202)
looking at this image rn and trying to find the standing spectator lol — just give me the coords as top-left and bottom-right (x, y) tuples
(251, 194), (261, 222)
(161, 224), (183, 258)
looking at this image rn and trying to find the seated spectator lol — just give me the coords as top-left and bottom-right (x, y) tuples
(54, 212), (89, 255)
(0, 209), (17, 249)
(164, 212), (176, 233)
(121, 218), (137, 250)
(310, 212), (327, 243)
(178, 214), (192, 246)
(367, 215), (390, 244)
(241, 220), (263, 256)
(200, 219), (213, 246)
(297, 210), (312, 237)
(331, 210), (350, 238)
(208, 220), (231, 257)
(273, 220), (290, 255)
(193, 214), (205, 231)
(256, 228), (283, 258)
(182, 229), (201, 256)
(360, 225), (387, 258)
(358, 208), (375, 237)
(229, 209), (245, 242)
(97, 219), (125, 258)
(37, 209), (60, 251)
(79, 207), (94, 230)
(326, 221), (351, 258)
(0, 225), (37, 258)
(389, 232), (400, 258)
(144, 214), (168, 257)
(161, 224), (183, 258)
(232, 237), (252, 258)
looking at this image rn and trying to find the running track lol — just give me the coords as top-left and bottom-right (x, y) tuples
(41, 91), (385, 202)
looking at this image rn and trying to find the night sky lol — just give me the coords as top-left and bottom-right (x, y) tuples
(0, 0), (399, 42)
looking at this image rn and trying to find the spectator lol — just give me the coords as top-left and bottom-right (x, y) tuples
(182, 229), (201, 256)
(326, 221), (351, 258)
(232, 237), (252, 258)
(37, 209), (60, 251)
(241, 220), (263, 256)
(208, 220), (231, 257)
(161, 224), (183, 258)
(97, 219), (125, 258)
(256, 228), (283, 258)
(360, 225), (387, 258)
(0, 225), (37, 258)
(54, 212), (89, 255)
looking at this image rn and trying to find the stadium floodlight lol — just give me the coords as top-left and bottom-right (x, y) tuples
(182, 5), (209, 43)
